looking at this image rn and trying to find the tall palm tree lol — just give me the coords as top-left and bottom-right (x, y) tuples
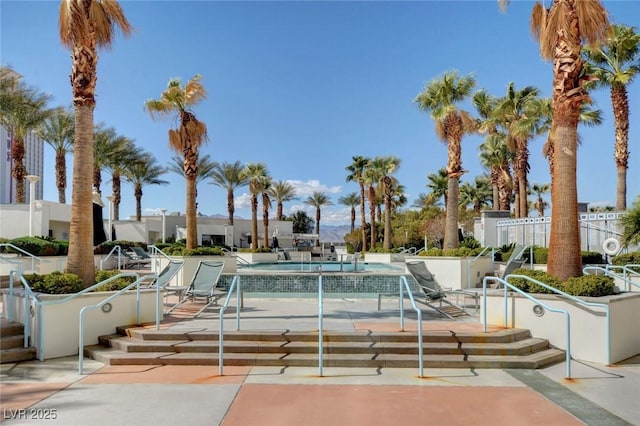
(425, 168), (449, 207)
(0, 68), (52, 203)
(123, 153), (168, 221)
(583, 24), (640, 211)
(59, 0), (132, 284)
(479, 133), (513, 211)
(363, 163), (382, 250)
(260, 176), (273, 249)
(369, 156), (400, 250)
(145, 75), (208, 249)
(38, 106), (74, 204)
(346, 156), (370, 252)
(415, 71), (476, 249)
(513, 0), (610, 280)
(209, 161), (248, 226)
(304, 192), (333, 247)
(530, 182), (550, 217)
(268, 180), (297, 221)
(492, 82), (545, 218)
(92, 125), (130, 193)
(339, 192), (360, 233)
(105, 137), (137, 220)
(169, 153), (217, 213)
(242, 162), (269, 250)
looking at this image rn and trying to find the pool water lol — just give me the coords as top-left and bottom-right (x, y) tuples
(240, 261), (403, 273)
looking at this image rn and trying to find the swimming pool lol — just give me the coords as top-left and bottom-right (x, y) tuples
(239, 261), (404, 273)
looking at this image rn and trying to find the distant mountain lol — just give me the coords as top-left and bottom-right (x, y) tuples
(319, 224), (352, 244)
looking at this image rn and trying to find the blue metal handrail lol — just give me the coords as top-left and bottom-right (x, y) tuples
(99, 245), (127, 270)
(0, 243), (51, 274)
(467, 247), (494, 289)
(218, 275), (242, 375)
(398, 275), (424, 377)
(6, 270), (141, 362)
(600, 264), (640, 291)
(482, 275), (573, 378)
(78, 273), (147, 374)
(318, 267), (324, 376)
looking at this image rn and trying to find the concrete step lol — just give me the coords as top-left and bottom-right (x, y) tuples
(85, 345), (566, 369)
(86, 327), (564, 370)
(0, 319), (37, 364)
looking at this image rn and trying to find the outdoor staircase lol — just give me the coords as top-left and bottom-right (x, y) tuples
(0, 318), (37, 364)
(85, 326), (565, 369)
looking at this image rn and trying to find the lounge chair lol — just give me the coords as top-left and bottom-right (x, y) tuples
(497, 244), (530, 278)
(283, 251), (292, 261)
(131, 246), (152, 261)
(120, 250), (148, 269)
(166, 261), (225, 318)
(141, 260), (186, 303)
(405, 261), (473, 320)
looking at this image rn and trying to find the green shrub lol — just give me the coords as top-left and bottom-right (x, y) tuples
(8, 237), (59, 256)
(460, 236), (480, 249)
(506, 268), (562, 294)
(581, 251), (606, 265)
(611, 252), (640, 271)
(419, 248), (442, 256)
(563, 275), (615, 297)
(163, 246), (225, 256)
(94, 270), (137, 291)
(531, 246), (547, 264)
(29, 271), (84, 294)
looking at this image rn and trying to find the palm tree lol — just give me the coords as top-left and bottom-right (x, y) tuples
(59, 0), (132, 284)
(38, 106), (74, 204)
(145, 75), (208, 249)
(92, 125), (131, 194)
(268, 180), (297, 221)
(304, 192), (333, 247)
(492, 82), (545, 218)
(515, 0), (610, 280)
(459, 175), (492, 213)
(583, 24), (640, 211)
(169, 153), (217, 212)
(260, 176), (273, 249)
(369, 156), (400, 250)
(0, 68), (52, 203)
(339, 192), (360, 233)
(425, 168), (449, 207)
(478, 133), (513, 211)
(105, 137), (138, 220)
(242, 162), (269, 250)
(415, 71), (476, 249)
(209, 161), (248, 226)
(363, 163), (382, 250)
(528, 182), (550, 217)
(123, 153), (168, 221)
(346, 156), (370, 252)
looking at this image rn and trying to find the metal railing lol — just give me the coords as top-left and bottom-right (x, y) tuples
(221, 247), (251, 266)
(0, 243), (52, 274)
(601, 264), (640, 291)
(467, 247), (494, 289)
(6, 270), (142, 362)
(148, 245), (173, 273)
(218, 275), (242, 375)
(318, 267), (325, 376)
(99, 245), (127, 270)
(398, 275), (424, 377)
(482, 275), (573, 378)
(78, 272), (148, 374)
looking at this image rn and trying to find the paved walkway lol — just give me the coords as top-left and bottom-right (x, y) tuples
(1, 298), (638, 425)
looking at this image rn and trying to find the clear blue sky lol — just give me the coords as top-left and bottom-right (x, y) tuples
(2, 1), (639, 225)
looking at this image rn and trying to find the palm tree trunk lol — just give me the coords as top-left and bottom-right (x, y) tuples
(56, 148), (66, 203)
(227, 189), (235, 225)
(368, 187), (376, 250)
(185, 174), (198, 248)
(11, 137), (26, 203)
(251, 194), (258, 250)
(612, 85), (629, 211)
(135, 184), (142, 221)
(315, 207), (321, 247)
(262, 194), (269, 248)
(112, 173), (121, 220)
(359, 183), (367, 252)
(383, 178), (392, 250)
(443, 176), (459, 249)
(67, 103), (95, 285)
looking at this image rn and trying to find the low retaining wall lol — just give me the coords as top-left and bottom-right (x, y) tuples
(481, 291), (640, 364)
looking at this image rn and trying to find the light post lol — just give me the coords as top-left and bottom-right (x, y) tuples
(160, 208), (167, 243)
(25, 175), (40, 237)
(106, 195), (115, 241)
